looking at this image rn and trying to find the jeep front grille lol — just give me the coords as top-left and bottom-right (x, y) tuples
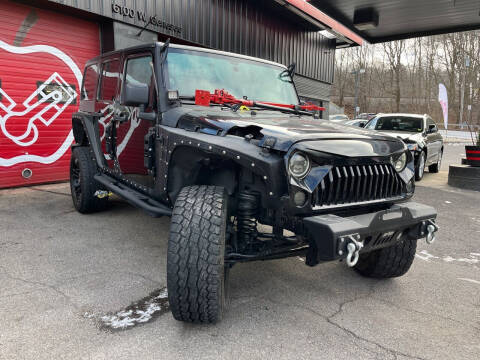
(313, 164), (405, 208)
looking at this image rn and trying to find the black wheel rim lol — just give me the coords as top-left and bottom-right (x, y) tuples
(71, 158), (82, 203)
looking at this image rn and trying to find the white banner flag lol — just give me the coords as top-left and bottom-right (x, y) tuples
(438, 84), (448, 130)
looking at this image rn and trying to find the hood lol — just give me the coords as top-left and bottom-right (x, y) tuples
(376, 131), (424, 143)
(167, 105), (406, 153)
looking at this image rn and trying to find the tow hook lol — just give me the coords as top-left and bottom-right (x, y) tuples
(424, 219), (438, 244)
(340, 234), (363, 267)
(94, 190), (112, 199)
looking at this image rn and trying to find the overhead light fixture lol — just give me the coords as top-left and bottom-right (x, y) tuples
(318, 30), (336, 39)
(353, 7), (379, 30)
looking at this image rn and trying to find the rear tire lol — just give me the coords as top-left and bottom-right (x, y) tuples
(354, 239), (417, 278)
(69, 147), (108, 213)
(428, 150), (442, 173)
(415, 151), (426, 181)
(167, 185), (229, 323)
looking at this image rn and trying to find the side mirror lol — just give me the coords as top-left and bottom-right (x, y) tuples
(124, 82), (149, 107)
(428, 124), (437, 133)
(359, 122), (365, 128)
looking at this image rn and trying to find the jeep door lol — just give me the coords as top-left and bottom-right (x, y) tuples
(116, 52), (156, 187)
(96, 56), (121, 169)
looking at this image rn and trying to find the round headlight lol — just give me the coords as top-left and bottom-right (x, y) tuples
(392, 152), (407, 172)
(289, 152), (310, 178)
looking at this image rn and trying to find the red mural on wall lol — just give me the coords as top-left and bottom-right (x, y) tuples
(0, 2), (100, 188)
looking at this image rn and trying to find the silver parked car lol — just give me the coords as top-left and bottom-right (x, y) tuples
(329, 114), (349, 122)
(365, 113), (444, 181)
(344, 119), (367, 127)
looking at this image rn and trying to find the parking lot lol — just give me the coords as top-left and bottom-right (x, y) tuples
(1, 143), (479, 360)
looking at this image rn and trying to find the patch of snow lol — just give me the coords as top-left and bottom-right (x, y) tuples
(84, 288), (169, 331)
(415, 250), (439, 262)
(455, 257), (479, 265)
(457, 278), (480, 285)
(416, 251), (479, 265)
(444, 201), (452, 204)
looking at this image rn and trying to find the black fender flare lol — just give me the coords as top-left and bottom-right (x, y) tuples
(71, 112), (106, 169)
(157, 126), (287, 207)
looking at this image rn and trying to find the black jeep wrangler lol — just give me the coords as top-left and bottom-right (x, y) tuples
(70, 41), (438, 323)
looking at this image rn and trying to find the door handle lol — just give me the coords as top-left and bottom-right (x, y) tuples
(114, 114), (128, 124)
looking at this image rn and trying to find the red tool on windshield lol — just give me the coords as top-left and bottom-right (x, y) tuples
(194, 89), (325, 112)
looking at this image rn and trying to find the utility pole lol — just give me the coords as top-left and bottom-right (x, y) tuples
(460, 55), (470, 127)
(351, 68), (365, 118)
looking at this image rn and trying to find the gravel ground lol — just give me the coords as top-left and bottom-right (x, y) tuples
(0, 143), (478, 360)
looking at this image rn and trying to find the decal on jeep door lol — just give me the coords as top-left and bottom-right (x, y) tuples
(98, 104), (141, 159)
(0, 2), (100, 188)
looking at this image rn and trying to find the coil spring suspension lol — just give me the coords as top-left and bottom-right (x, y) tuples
(237, 191), (259, 248)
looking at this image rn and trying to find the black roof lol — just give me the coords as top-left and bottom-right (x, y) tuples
(85, 43), (157, 65)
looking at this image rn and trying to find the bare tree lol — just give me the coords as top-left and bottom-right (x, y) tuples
(331, 30), (480, 127)
(333, 50), (351, 106)
(383, 40), (405, 112)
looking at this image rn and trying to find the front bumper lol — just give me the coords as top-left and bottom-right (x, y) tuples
(302, 201), (437, 265)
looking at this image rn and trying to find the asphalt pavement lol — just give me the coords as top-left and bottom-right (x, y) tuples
(0, 143), (479, 360)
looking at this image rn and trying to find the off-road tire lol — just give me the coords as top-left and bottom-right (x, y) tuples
(415, 151), (426, 181)
(428, 150), (442, 173)
(167, 185), (228, 323)
(354, 239), (417, 278)
(70, 147), (108, 213)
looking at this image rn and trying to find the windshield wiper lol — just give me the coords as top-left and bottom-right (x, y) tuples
(191, 89), (324, 116)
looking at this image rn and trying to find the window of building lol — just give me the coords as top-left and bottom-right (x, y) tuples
(98, 59), (121, 101)
(113, 22), (157, 50)
(81, 64), (98, 100)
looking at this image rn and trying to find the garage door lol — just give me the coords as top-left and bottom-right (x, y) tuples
(0, 2), (100, 188)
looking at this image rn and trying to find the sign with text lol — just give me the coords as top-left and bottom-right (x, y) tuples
(111, 2), (182, 35)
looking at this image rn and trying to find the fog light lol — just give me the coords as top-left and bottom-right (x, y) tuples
(293, 190), (307, 207)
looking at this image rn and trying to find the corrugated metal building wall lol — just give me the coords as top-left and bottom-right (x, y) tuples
(46, 0), (336, 84)
(0, 0), (335, 188)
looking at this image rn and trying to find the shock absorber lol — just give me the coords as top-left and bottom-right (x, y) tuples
(237, 191), (259, 249)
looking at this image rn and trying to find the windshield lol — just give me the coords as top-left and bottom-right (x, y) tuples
(366, 116), (424, 132)
(330, 114), (348, 120)
(166, 48), (299, 105)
